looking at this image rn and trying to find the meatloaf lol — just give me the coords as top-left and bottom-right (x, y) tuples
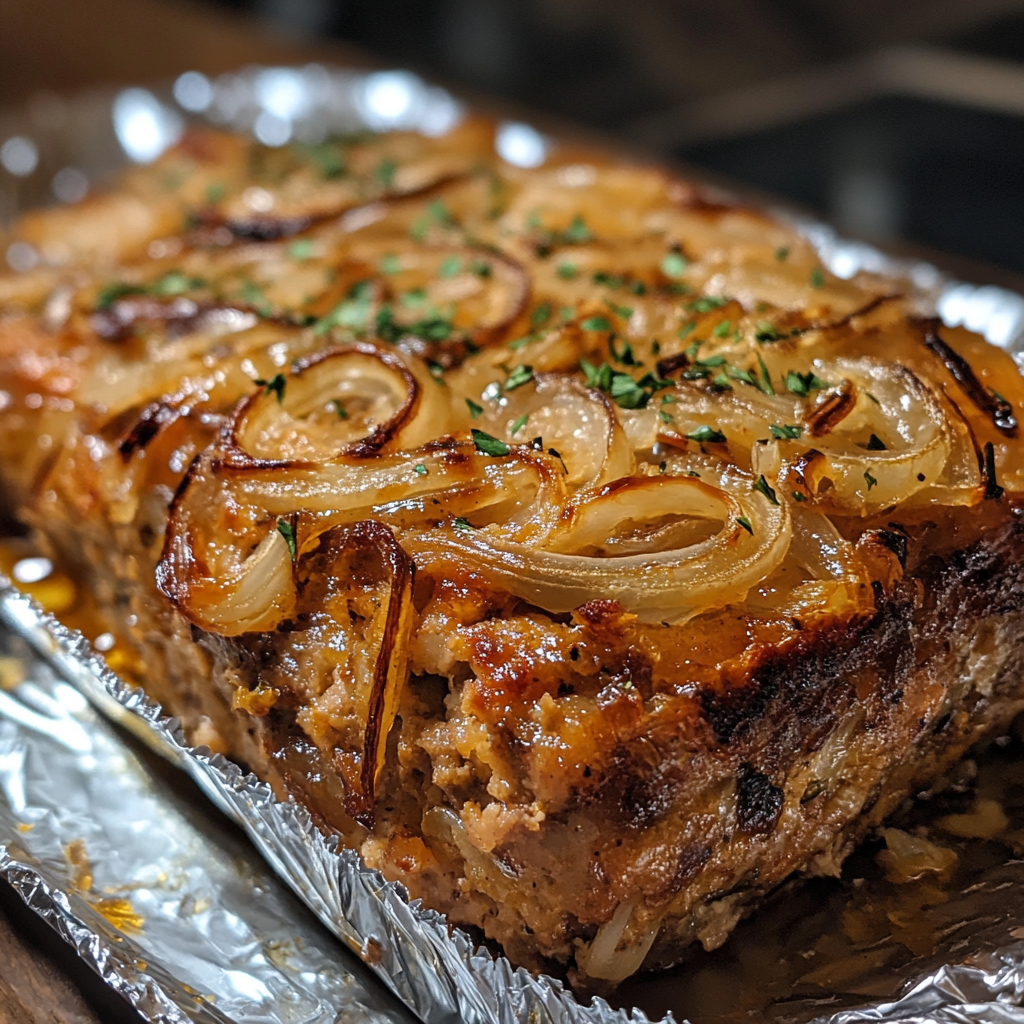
(1, 116), (1023, 986)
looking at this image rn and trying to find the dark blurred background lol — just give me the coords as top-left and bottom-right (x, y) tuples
(2, 0), (1024, 271)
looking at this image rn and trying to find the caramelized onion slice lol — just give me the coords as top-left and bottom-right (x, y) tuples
(157, 461), (297, 635)
(475, 374), (634, 488)
(405, 469), (791, 622)
(753, 358), (956, 515)
(293, 521), (414, 828)
(229, 344), (427, 463)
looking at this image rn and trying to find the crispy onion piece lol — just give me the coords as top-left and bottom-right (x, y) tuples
(753, 358), (979, 514)
(475, 374), (634, 488)
(293, 521), (414, 828)
(159, 442), (568, 634)
(158, 470), (298, 635)
(405, 470), (791, 622)
(228, 343), (453, 463)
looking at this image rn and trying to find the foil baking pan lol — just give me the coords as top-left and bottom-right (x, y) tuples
(3, 63), (1024, 1024)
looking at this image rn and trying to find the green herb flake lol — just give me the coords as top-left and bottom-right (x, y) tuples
(713, 319), (732, 338)
(153, 270), (206, 296)
(331, 399), (348, 420)
(737, 516), (754, 535)
(380, 253), (402, 275)
(864, 470), (878, 491)
(504, 364), (535, 392)
(507, 335), (533, 350)
(678, 321), (696, 339)
(775, 246), (790, 262)
(466, 398), (484, 419)
(510, 413), (529, 435)
(452, 516), (474, 531)
(685, 425), (726, 443)
(660, 252), (688, 279)
(472, 429), (511, 457)
(606, 299), (634, 321)
(531, 302), (552, 329)
(753, 474), (780, 505)
(792, 490), (807, 502)
(755, 321), (781, 343)
(866, 433), (887, 451)
(581, 315), (612, 332)
(756, 352), (775, 395)
(254, 373), (286, 403)
(276, 518), (297, 560)
(96, 282), (146, 310)
(287, 239), (315, 261)
(809, 266), (825, 289)
(769, 423), (802, 439)
(375, 156), (398, 189)
(438, 255), (463, 278)
(470, 258), (492, 278)
(414, 463), (428, 476)
(564, 214), (591, 244)
(204, 182), (226, 204)
(689, 295), (728, 313)
(609, 336), (638, 366)
(785, 370), (829, 396)
(556, 262), (578, 280)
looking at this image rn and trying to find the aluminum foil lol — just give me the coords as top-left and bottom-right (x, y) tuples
(3, 62), (1024, 1024)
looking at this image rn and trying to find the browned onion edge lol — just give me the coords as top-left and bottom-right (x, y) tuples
(218, 341), (422, 472)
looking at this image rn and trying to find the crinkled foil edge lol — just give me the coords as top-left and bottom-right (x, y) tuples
(0, 854), (205, 1023)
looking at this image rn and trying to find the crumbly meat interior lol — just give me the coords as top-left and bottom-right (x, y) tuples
(1, 118), (1023, 986)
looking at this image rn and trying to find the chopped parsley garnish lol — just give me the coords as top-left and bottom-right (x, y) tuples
(609, 336), (639, 366)
(463, 400), (483, 422)
(510, 413), (529, 435)
(865, 433), (887, 450)
(864, 470), (878, 490)
(452, 517), (474, 531)
(314, 280), (373, 335)
(439, 255), (463, 278)
(753, 474), (780, 505)
(606, 299), (634, 321)
(153, 270), (206, 296)
(414, 463), (428, 475)
(531, 302), (552, 329)
(471, 429), (511, 457)
(593, 271), (624, 288)
(204, 182), (226, 204)
(563, 214), (591, 244)
(713, 319), (732, 338)
(507, 335), (534, 350)
(660, 252), (688, 279)
(470, 258), (492, 277)
(411, 200), (455, 241)
(276, 518), (297, 560)
(287, 239), (315, 261)
(96, 282), (147, 309)
(579, 359), (671, 409)
(400, 287), (427, 308)
(755, 321), (781, 343)
(809, 266), (825, 289)
(756, 352), (775, 394)
(737, 516), (754, 535)
(689, 295), (728, 313)
(678, 321), (696, 339)
(581, 315), (612, 332)
(375, 156), (398, 188)
(557, 261), (578, 280)
(426, 360), (447, 386)
(300, 141), (346, 179)
(331, 399), (348, 419)
(769, 423), (802, 439)
(792, 490), (807, 502)
(254, 373), (286, 403)
(503, 364), (534, 391)
(775, 246), (790, 262)
(380, 253), (402, 275)
(785, 370), (829, 396)
(685, 425), (726, 443)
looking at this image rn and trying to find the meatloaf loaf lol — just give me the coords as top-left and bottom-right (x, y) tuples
(1, 116), (1023, 985)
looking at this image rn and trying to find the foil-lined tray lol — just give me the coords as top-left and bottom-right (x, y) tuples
(3, 62), (1024, 1024)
